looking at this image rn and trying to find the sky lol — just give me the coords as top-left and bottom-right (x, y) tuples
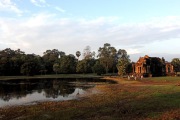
(0, 0), (180, 62)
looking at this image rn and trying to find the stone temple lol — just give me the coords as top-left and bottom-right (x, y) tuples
(132, 55), (174, 77)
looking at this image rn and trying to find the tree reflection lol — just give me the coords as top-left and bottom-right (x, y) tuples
(43, 80), (76, 98)
(0, 78), (96, 102)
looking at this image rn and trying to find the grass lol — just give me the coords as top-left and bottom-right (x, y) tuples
(0, 76), (180, 120)
(145, 76), (180, 82)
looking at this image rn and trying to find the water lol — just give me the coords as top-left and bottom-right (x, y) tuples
(0, 78), (116, 107)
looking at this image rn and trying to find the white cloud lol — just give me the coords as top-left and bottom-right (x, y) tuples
(0, 0), (23, 16)
(22, 13), (55, 27)
(55, 6), (66, 13)
(30, 0), (49, 7)
(126, 48), (141, 55)
(0, 14), (180, 60)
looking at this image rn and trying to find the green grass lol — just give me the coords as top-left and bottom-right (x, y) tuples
(145, 76), (180, 82)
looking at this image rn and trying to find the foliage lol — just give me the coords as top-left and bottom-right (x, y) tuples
(126, 62), (133, 74)
(92, 61), (105, 75)
(117, 58), (130, 76)
(76, 51), (81, 60)
(20, 54), (41, 76)
(0, 45), (136, 76)
(76, 59), (96, 74)
(83, 46), (95, 59)
(42, 49), (65, 74)
(0, 43), (177, 76)
(0, 48), (25, 75)
(53, 63), (60, 74)
(83, 46), (91, 59)
(59, 55), (77, 74)
(76, 59), (88, 73)
(171, 58), (180, 73)
(116, 49), (131, 76)
(20, 62), (36, 76)
(98, 43), (117, 73)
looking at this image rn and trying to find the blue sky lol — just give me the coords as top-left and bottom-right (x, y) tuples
(0, 0), (180, 61)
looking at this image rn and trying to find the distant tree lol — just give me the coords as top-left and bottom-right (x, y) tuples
(59, 51), (66, 58)
(126, 62), (133, 74)
(42, 49), (65, 74)
(0, 48), (25, 75)
(53, 63), (60, 75)
(116, 49), (130, 59)
(59, 55), (77, 74)
(92, 51), (96, 59)
(76, 51), (81, 60)
(171, 58), (180, 73)
(20, 54), (41, 76)
(39, 64), (47, 75)
(83, 46), (91, 59)
(21, 62), (35, 76)
(76, 59), (95, 74)
(83, 46), (95, 59)
(98, 43), (117, 73)
(0, 56), (9, 75)
(116, 49), (131, 76)
(117, 58), (129, 76)
(92, 61), (105, 75)
(76, 60), (87, 73)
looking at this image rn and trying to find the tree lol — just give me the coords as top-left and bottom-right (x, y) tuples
(76, 60), (87, 73)
(42, 49), (65, 74)
(21, 62), (36, 76)
(53, 63), (60, 75)
(171, 58), (180, 73)
(20, 54), (41, 76)
(126, 62), (133, 74)
(83, 46), (95, 59)
(0, 48), (25, 75)
(76, 59), (95, 74)
(98, 43), (117, 73)
(116, 49), (131, 76)
(92, 61), (105, 75)
(59, 55), (77, 74)
(76, 51), (81, 60)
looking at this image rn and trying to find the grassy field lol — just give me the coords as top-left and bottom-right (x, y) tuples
(0, 76), (180, 120)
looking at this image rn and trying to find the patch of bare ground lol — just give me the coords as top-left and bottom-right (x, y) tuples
(158, 109), (180, 120)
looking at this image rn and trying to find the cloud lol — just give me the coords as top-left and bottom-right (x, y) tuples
(130, 53), (180, 62)
(30, 0), (49, 7)
(22, 13), (56, 27)
(0, 0), (23, 16)
(55, 6), (66, 13)
(30, 0), (66, 14)
(0, 14), (180, 60)
(126, 48), (141, 55)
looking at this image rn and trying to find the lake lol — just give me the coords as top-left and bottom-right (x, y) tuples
(0, 78), (116, 107)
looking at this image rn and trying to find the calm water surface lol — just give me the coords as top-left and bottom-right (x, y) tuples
(0, 78), (116, 107)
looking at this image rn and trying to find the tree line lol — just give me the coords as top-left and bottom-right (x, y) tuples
(0, 43), (131, 76)
(0, 43), (179, 76)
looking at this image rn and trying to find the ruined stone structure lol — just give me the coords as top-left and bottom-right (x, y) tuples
(132, 55), (174, 77)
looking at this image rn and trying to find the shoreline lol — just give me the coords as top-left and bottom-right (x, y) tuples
(0, 74), (102, 81)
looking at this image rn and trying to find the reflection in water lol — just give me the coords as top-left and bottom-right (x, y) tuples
(0, 78), (116, 107)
